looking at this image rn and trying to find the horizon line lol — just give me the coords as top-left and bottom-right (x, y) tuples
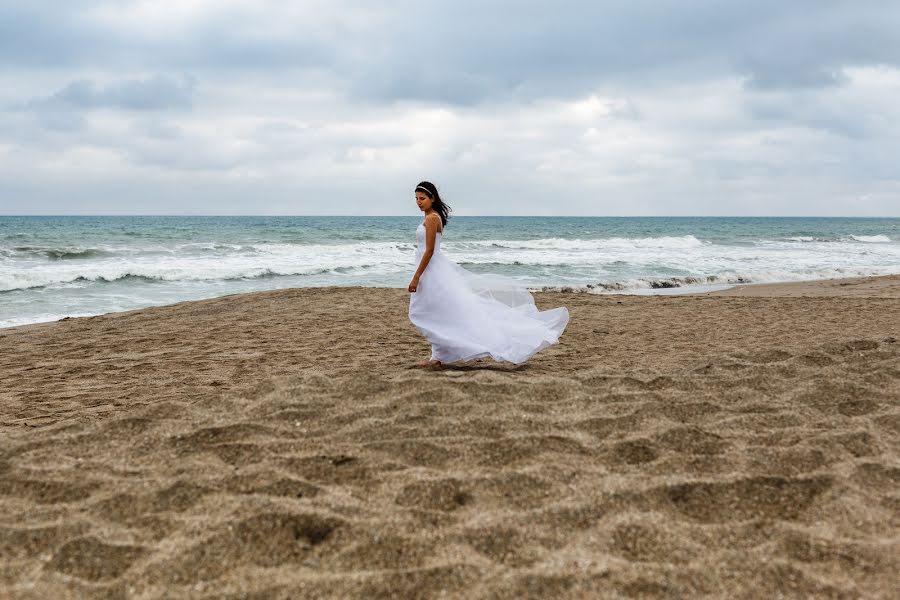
(2, 214), (899, 219)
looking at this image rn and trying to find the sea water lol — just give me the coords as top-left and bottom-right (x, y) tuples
(2, 216), (899, 328)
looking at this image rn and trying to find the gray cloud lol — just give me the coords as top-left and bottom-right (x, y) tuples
(27, 75), (195, 111)
(0, 2), (101, 66)
(4, 1), (900, 102)
(0, 1), (898, 215)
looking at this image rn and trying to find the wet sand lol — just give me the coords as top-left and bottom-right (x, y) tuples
(2, 275), (899, 598)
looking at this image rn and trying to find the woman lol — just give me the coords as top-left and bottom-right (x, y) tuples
(408, 181), (570, 369)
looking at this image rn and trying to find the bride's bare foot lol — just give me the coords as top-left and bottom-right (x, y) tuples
(415, 359), (442, 369)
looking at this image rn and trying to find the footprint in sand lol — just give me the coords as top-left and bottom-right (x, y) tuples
(851, 463), (900, 492)
(654, 427), (729, 456)
(743, 349), (793, 364)
(168, 422), (276, 449)
(222, 473), (321, 499)
(837, 399), (880, 417)
(46, 537), (147, 581)
(658, 475), (833, 523)
(92, 480), (211, 523)
(0, 477), (98, 505)
(154, 512), (343, 584)
(0, 523), (89, 560)
(462, 525), (556, 567)
(283, 454), (376, 485)
(365, 440), (458, 469)
(610, 439), (659, 465)
(609, 520), (698, 564)
(396, 478), (472, 512)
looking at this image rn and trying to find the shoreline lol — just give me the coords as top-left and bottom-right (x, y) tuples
(4, 273), (900, 333)
(707, 273), (900, 297)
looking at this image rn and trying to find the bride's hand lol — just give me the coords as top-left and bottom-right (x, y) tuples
(408, 275), (419, 292)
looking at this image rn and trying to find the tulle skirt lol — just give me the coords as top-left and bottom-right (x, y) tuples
(408, 250), (569, 364)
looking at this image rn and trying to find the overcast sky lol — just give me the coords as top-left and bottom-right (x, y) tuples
(1, 0), (899, 216)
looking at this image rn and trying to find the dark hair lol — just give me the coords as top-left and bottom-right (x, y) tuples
(415, 181), (452, 227)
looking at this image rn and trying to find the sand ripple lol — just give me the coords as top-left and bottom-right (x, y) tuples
(1, 285), (899, 598)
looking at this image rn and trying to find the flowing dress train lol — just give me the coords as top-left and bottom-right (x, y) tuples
(408, 222), (569, 364)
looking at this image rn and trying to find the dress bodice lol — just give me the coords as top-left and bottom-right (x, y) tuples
(415, 222), (443, 253)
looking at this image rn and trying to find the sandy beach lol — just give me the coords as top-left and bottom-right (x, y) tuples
(2, 275), (899, 598)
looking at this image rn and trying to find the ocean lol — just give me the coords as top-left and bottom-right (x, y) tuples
(2, 215), (899, 328)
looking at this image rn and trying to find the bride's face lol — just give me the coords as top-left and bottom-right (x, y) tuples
(415, 192), (432, 212)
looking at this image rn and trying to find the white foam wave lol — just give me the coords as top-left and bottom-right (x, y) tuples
(0, 241), (414, 292)
(0, 263), (392, 292)
(849, 234), (892, 243)
(3, 233), (900, 299)
(778, 235), (895, 244)
(459, 235), (705, 250)
(0, 312), (99, 329)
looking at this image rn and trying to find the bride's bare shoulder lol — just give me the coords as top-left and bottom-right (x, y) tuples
(425, 213), (443, 232)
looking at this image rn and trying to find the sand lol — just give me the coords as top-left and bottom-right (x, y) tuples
(1, 275), (899, 599)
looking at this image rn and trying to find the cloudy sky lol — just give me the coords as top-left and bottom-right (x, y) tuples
(1, 0), (899, 216)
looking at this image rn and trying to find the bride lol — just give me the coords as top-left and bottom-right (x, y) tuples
(407, 181), (570, 369)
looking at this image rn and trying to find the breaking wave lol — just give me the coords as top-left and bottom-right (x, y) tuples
(4, 246), (111, 260)
(849, 234), (892, 243)
(457, 235), (705, 250)
(0, 264), (384, 293)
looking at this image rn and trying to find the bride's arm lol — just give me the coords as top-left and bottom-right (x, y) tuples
(408, 216), (440, 292)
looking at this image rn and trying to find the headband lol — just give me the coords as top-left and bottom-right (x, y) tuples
(415, 185), (434, 196)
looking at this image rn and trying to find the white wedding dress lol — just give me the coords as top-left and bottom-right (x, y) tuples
(408, 221), (569, 364)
